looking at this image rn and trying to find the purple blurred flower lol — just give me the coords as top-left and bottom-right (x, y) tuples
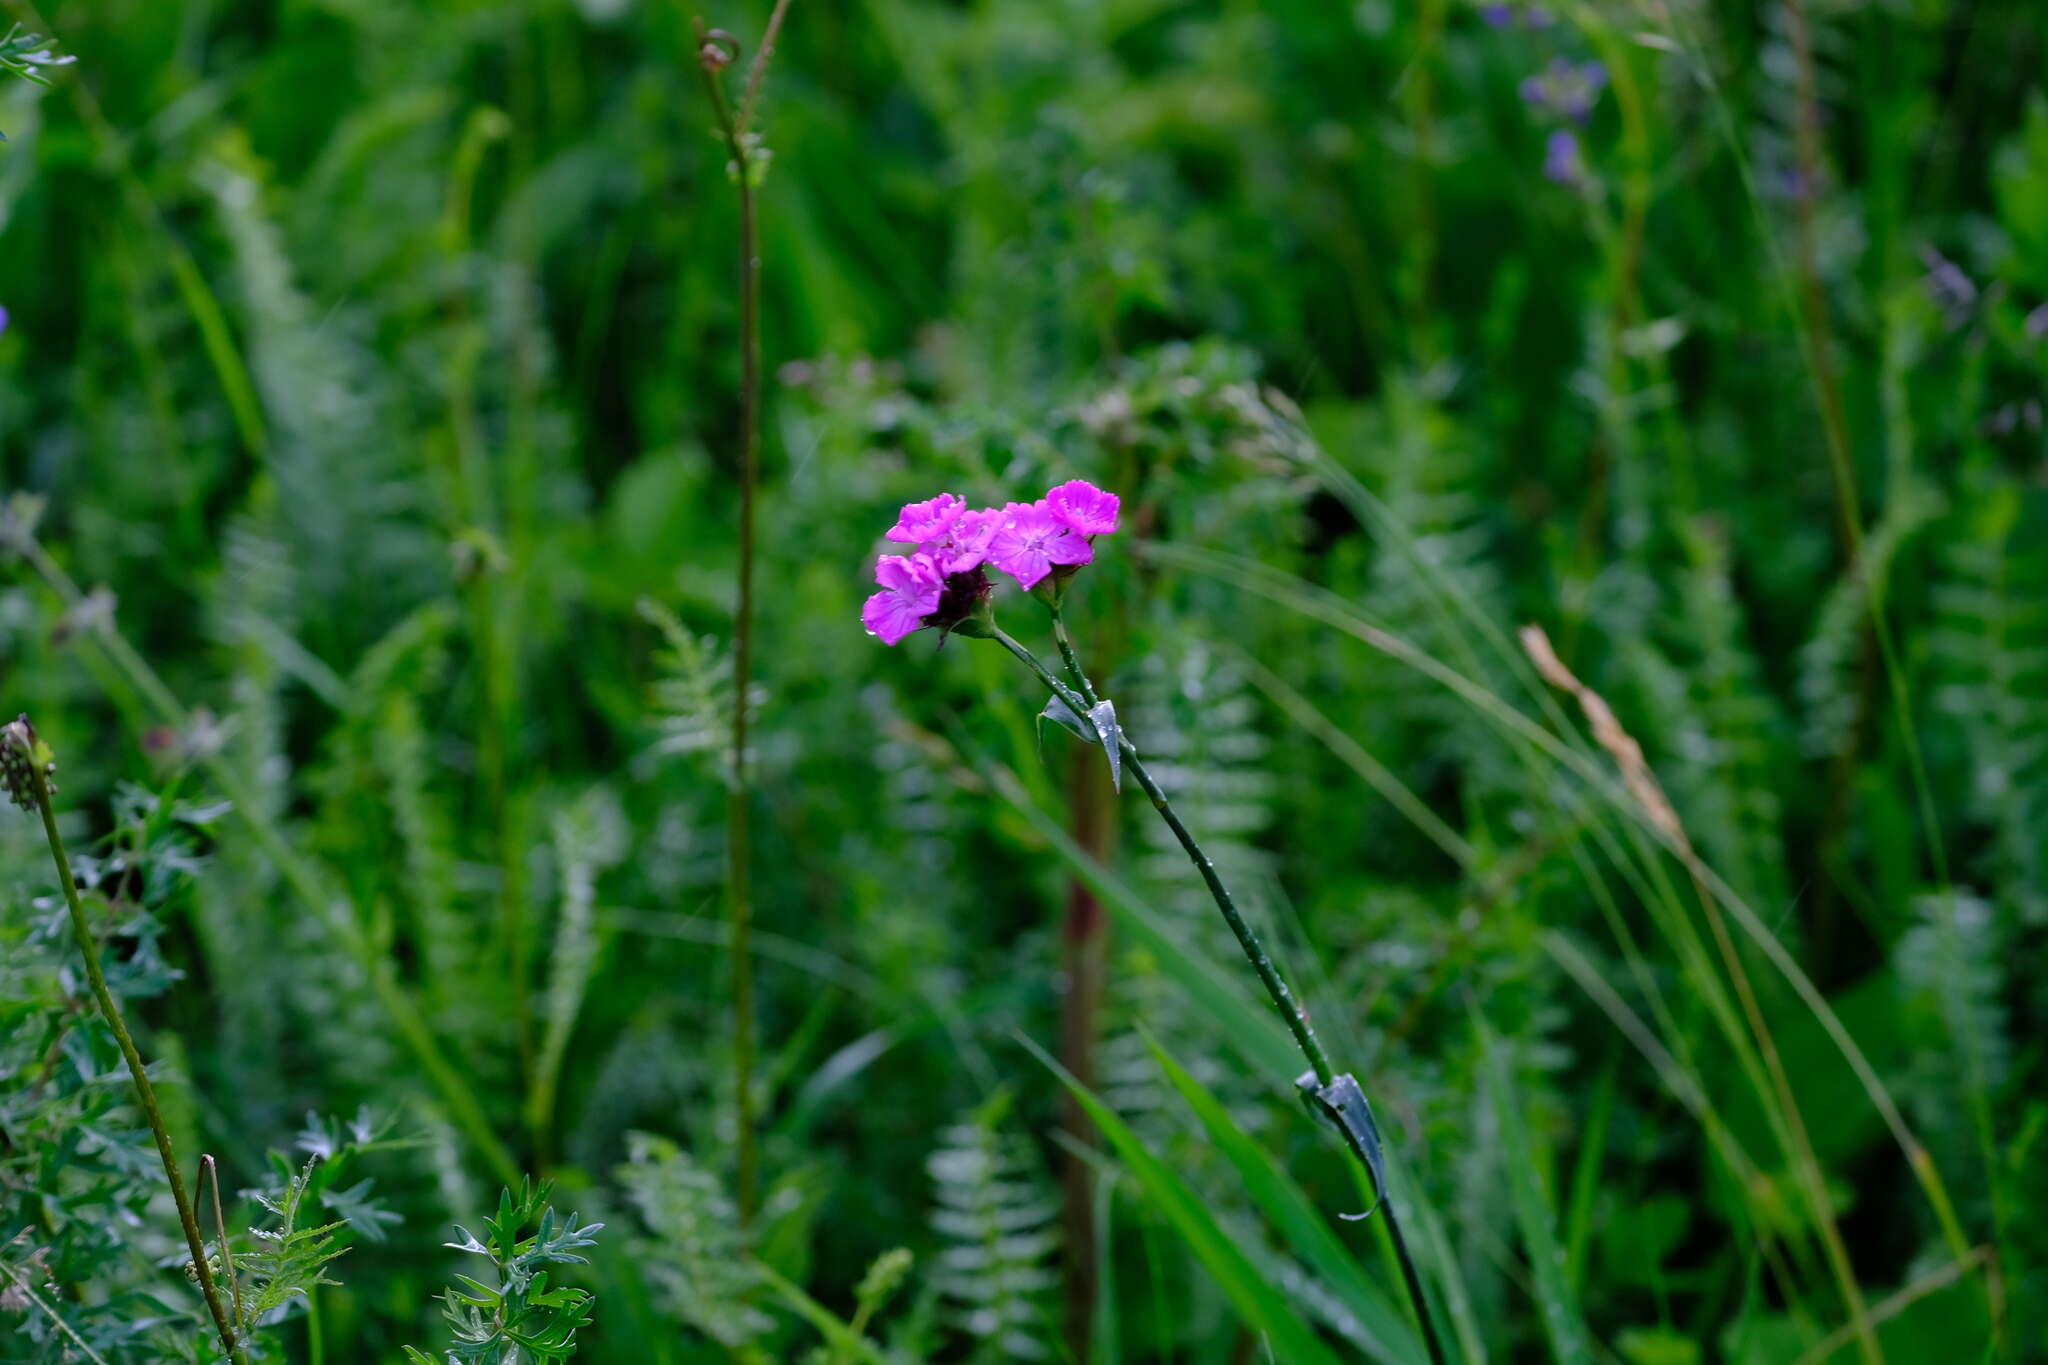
(2025, 303), (2048, 343)
(1543, 130), (1584, 185)
(1919, 245), (1977, 330)
(1482, 2), (1552, 27)
(1045, 479), (1120, 536)
(0, 306), (9, 338)
(1522, 58), (1607, 124)
(988, 500), (1093, 590)
(862, 553), (945, 645)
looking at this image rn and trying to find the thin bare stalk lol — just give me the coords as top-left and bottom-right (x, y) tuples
(5, 721), (249, 1364)
(8, 533), (520, 1187)
(990, 626), (1447, 1365)
(694, 13), (777, 1230)
(737, 0), (797, 136)
(201, 1155), (246, 1333)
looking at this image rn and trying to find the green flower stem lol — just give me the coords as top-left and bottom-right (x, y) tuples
(992, 624), (1333, 1086)
(991, 622), (1448, 1365)
(1049, 607), (1096, 706)
(19, 754), (250, 1365)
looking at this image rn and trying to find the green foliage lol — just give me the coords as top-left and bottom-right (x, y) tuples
(236, 1158), (351, 1332)
(0, 790), (223, 1364)
(4, 0), (2047, 1358)
(614, 1131), (770, 1349)
(927, 1093), (1059, 1361)
(0, 26), (69, 90)
(406, 1180), (602, 1365)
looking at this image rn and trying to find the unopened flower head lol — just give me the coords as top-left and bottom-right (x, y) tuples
(861, 478), (1121, 644)
(1, 713), (56, 811)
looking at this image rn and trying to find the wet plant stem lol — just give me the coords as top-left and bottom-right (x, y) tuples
(993, 620), (1446, 1363)
(998, 621), (1333, 1082)
(17, 752), (249, 1364)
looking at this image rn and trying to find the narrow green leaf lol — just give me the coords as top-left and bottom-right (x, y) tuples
(1477, 1013), (1593, 1365)
(1021, 1036), (1354, 1365)
(1146, 1035), (1428, 1365)
(981, 755), (1299, 1078)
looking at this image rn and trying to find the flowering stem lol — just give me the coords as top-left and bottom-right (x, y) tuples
(1048, 609), (1096, 706)
(993, 624), (1333, 1085)
(695, 16), (761, 1233)
(12, 739), (249, 1364)
(991, 624), (1447, 1365)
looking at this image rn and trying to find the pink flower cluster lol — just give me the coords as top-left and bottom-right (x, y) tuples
(862, 480), (1121, 645)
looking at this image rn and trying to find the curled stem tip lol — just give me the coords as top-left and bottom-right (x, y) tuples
(696, 24), (740, 72)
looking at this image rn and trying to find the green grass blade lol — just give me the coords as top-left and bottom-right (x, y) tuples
(1476, 1013), (1593, 1365)
(1145, 1033), (1428, 1365)
(978, 752), (1301, 1080)
(1021, 1035), (1353, 1365)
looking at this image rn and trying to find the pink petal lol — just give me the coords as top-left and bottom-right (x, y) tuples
(1046, 479), (1119, 535)
(885, 493), (964, 544)
(1043, 527), (1093, 568)
(991, 541), (1052, 588)
(873, 553), (944, 610)
(862, 590), (927, 645)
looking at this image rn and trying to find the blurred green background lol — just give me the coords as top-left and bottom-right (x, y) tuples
(2, 0), (2044, 1361)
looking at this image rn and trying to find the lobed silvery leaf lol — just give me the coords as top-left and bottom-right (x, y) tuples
(1297, 1070), (1388, 1222)
(1037, 695), (1124, 791)
(1086, 699), (1122, 792)
(1039, 693), (1092, 744)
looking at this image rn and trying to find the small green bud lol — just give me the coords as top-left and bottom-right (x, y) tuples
(854, 1247), (913, 1309)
